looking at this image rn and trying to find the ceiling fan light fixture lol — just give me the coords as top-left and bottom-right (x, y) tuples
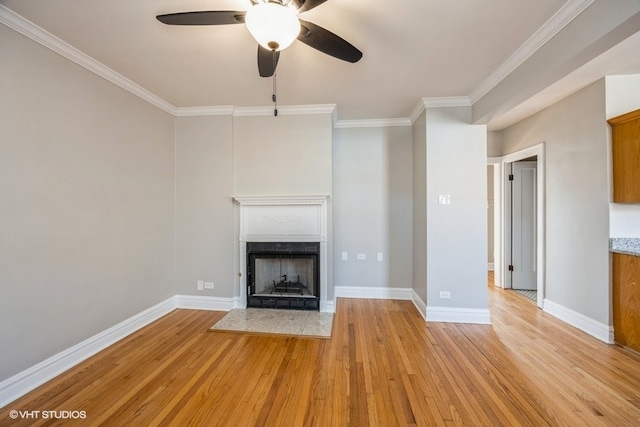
(245, 2), (301, 51)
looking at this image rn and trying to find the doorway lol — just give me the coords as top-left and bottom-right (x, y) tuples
(507, 158), (537, 293)
(489, 144), (545, 309)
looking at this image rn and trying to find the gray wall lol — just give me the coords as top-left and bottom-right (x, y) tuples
(0, 26), (176, 381)
(233, 115), (333, 195)
(424, 107), (488, 310)
(412, 107), (488, 312)
(333, 126), (413, 289)
(174, 113), (334, 300)
(502, 80), (610, 324)
(233, 113), (334, 298)
(487, 131), (503, 157)
(412, 112), (428, 303)
(487, 166), (495, 265)
(175, 116), (235, 297)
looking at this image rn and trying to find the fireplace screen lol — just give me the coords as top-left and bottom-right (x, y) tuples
(247, 242), (320, 310)
(254, 257), (316, 297)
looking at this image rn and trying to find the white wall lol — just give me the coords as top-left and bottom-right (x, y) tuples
(0, 26), (176, 381)
(333, 126), (413, 290)
(175, 116), (236, 297)
(606, 74), (640, 238)
(610, 204), (640, 238)
(502, 80), (610, 325)
(605, 74), (640, 119)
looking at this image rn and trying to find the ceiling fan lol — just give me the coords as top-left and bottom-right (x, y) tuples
(156, 0), (363, 78)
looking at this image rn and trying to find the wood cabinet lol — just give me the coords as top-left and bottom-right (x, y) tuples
(612, 253), (640, 352)
(608, 109), (640, 203)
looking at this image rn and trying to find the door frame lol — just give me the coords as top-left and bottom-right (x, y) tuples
(488, 143), (545, 308)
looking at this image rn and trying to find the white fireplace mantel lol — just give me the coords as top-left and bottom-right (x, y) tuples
(232, 194), (329, 205)
(232, 195), (331, 312)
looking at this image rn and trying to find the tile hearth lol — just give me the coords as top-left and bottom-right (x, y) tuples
(210, 308), (333, 338)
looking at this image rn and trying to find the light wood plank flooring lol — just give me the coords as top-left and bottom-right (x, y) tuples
(2, 277), (640, 426)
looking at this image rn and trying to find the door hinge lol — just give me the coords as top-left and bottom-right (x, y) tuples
(509, 174), (514, 181)
(508, 264), (514, 271)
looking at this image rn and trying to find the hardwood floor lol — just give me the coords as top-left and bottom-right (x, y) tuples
(2, 278), (640, 426)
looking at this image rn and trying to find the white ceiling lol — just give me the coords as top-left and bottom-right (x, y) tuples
(2, 0), (639, 128)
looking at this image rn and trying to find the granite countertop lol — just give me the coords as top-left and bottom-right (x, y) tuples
(610, 238), (640, 256)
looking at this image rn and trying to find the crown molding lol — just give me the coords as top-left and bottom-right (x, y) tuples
(423, 96), (472, 108)
(469, 0), (595, 104)
(409, 97), (473, 124)
(2, 0), (592, 125)
(0, 5), (177, 116)
(334, 118), (412, 128)
(0, 7), (336, 121)
(409, 100), (427, 124)
(233, 104), (336, 117)
(170, 104), (338, 117)
(174, 106), (236, 117)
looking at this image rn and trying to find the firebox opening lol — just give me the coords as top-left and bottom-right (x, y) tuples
(247, 242), (320, 310)
(254, 257), (316, 297)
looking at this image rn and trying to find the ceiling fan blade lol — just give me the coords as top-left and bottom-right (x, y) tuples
(257, 46), (280, 77)
(156, 11), (246, 26)
(297, 20), (362, 63)
(291, 0), (328, 14)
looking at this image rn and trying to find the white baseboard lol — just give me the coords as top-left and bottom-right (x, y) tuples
(411, 290), (427, 320)
(335, 287), (492, 325)
(0, 289), (496, 408)
(334, 286), (413, 300)
(543, 299), (614, 343)
(0, 297), (176, 409)
(426, 306), (492, 324)
(488, 263), (495, 271)
(174, 295), (235, 311)
(321, 300), (336, 314)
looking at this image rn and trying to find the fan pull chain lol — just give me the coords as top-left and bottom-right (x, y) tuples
(272, 49), (278, 117)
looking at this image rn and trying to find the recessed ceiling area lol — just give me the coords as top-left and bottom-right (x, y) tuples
(487, 30), (640, 130)
(1, 0), (638, 128)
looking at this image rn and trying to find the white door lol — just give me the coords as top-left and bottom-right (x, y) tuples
(511, 161), (537, 291)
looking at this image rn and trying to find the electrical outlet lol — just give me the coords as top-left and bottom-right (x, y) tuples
(438, 194), (451, 205)
(439, 291), (451, 299)
(204, 281), (214, 290)
(341, 251), (348, 261)
(357, 253), (366, 260)
(377, 252), (383, 262)
(197, 280), (204, 291)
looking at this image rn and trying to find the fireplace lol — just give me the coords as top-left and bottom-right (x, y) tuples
(233, 195), (331, 313)
(247, 242), (320, 310)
